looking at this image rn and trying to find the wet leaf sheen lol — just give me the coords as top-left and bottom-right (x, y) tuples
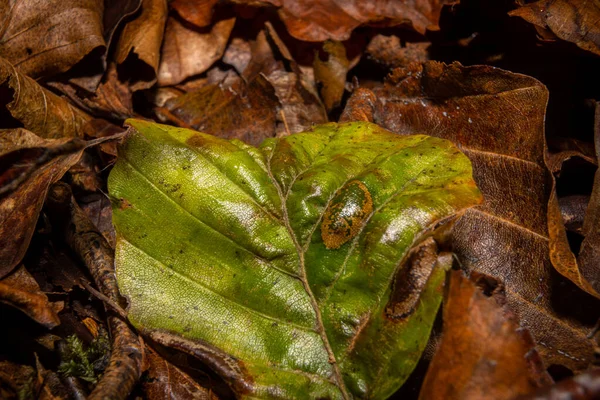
(109, 120), (482, 399)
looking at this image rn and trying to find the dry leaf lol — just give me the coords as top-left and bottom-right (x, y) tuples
(275, 0), (455, 41)
(546, 102), (600, 298)
(158, 74), (280, 145)
(143, 347), (219, 400)
(171, 0), (219, 28)
(0, 265), (61, 328)
(0, 0), (104, 79)
(340, 61), (600, 372)
(158, 16), (236, 86)
(115, 0), (168, 90)
(0, 57), (92, 138)
(366, 35), (430, 68)
(314, 40), (349, 112)
(419, 271), (552, 400)
(510, 0), (600, 56)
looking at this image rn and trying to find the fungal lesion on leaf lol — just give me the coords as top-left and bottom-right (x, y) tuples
(321, 180), (374, 249)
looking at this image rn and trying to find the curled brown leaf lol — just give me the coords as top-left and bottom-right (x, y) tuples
(419, 271), (552, 400)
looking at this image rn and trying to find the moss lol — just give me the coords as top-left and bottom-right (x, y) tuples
(58, 329), (110, 384)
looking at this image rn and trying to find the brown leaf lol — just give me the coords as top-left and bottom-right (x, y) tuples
(510, 0), (600, 56)
(0, 361), (36, 399)
(340, 61), (600, 372)
(50, 63), (134, 121)
(0, 0), (104, 79)
(0, 57), (92, 138)
(520, 368), (600, 400)
(0, 265), (61, 328)
(546, 102), (600, 298)
(158, 74), (280, 145)
(157, 16), (236, 86)
(419, 271), (552, 400)
(314, 40), (349, 112)
(115, 0), (168, 91)
(171, 0), (219, 28)
(0, 130), (85, 277)
(67, 0), (143, 92)
(366, 35), (430, 68)
(274, 0), (455, 41)
(143, 346), (219, 400)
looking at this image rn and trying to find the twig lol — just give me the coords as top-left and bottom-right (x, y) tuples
(46, 182), (143, 400)
(80, 279), (128, 320)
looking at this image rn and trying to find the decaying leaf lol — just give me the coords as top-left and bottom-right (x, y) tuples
(114, 0), (167, 90)
(366, 36), (430, 69)
(510, 0), (600, 56)
(171, 0), (219, 28)
(109, 119), (482, 398)
(419, 271), (553, 400)
(0, 0), (104, 79)
(546, 101), (600, 298)
(314, 41), (349, 112)
(0, 57), (92, 138)
(158, 16), (236, 87)
(143, 346), (219, 400)
(0, 130), (86, 277)
(274, 0), (456, 41)
(0, 265), (61, 328)
(158, 74), (280, 145)
(340, 61), (600, 372)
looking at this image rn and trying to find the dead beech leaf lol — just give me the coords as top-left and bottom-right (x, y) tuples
(157, 16), (236, 87)
(115, 0), (168, 91)
(50, 63), (134, 121)
(275, 0), (455, 41)
(0, 57), (92, 138)
(143, 347), (219, 400)
(510, 0), (600, 57)
(366, 35), (430, 68)
(0, 129), (121, 278)
(546, 102), (600, 298)
(314, 41), (349, 112)
(171, 0), (219, 28)
(419, 271), (552, 400)
(0, 265), (61, 328)
(158, 74), (280, 145)
(340, 61), (600, 372)
(0, 0), (104, 79)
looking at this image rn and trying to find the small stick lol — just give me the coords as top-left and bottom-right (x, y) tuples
(47, 182), (143, 400)
(80, 279), (128, 320)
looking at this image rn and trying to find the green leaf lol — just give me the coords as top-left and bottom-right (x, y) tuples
(109, 119), (482, 399)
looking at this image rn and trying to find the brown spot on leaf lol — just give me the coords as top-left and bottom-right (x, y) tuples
(321, 180), (373, 249)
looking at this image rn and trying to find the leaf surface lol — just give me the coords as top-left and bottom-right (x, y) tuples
(109, 119), (482, 399)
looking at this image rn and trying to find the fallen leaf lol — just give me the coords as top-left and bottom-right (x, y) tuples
(0, 265), (61, 328)
(0, 129), (122, 278)
(0, 130), (86, 277)
(109, 119), (481, 398)
(114, 0), (168, 91)
(158, 74), (280, 145)
(419, 271), (553, 400)
(158, 16), (236, 86)
(143, 346), (219, 400)
(50, 63), (135, 121)
(0, 57), (92, 138)
(546, 102), (600, 298)
(366, 35), (430, 68)
(510, 0), (600, 57)
(340, 61), (600, 372)
(171, 0), (219, 28)
(0, 0), (104, 79)
(314, 41), (349, 112)
(520, 368), (600, 399)
(0, 361), (36, 399)
(275, 0), (456, 41)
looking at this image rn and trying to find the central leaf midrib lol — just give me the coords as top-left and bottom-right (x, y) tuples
(267, 145), (351, 400)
